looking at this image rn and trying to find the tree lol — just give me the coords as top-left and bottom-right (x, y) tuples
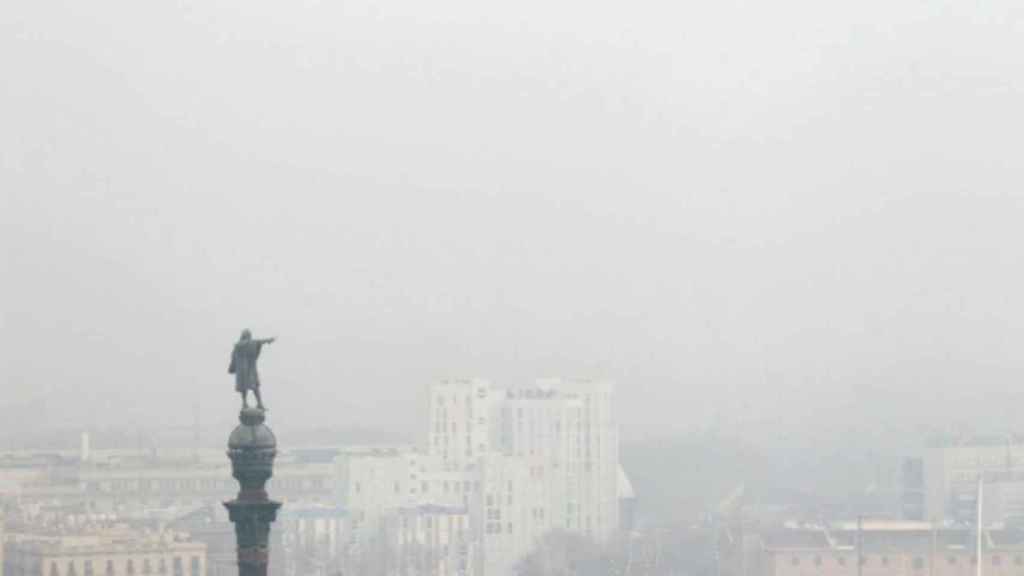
(515, 531), (627, 576)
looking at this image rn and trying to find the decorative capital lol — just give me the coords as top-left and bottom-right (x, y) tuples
(239, 407), (266, 426)
(224, 500), (282, 524)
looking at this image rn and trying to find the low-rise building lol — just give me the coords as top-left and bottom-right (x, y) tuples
(8, 454), (335, 512)
(3, 528), (206, 576)
(735, 522), (1024, 576)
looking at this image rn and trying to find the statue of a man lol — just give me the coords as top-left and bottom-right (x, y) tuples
(228, 329), (276, 410)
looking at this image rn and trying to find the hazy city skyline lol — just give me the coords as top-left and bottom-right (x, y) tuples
(4, 0), (1024, 437)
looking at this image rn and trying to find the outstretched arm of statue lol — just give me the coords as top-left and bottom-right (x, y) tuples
(257, 337), (276, 345)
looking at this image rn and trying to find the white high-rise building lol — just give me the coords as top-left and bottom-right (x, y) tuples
(495, 379), (619, 541)
(427, 379), (494, 470)
(475, 453), (536, 575)
(338, 378), (623, 575)
(467, 379), (621, 574)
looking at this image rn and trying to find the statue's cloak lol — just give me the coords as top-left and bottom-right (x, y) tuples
(228, 340), (263, 392)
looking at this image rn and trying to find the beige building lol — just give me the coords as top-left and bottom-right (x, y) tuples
(735, 522), (1024, 576)
(3, 529), (206, 576)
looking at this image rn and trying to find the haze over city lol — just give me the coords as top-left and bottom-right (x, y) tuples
(5, 2), (1024, 576)
(5, 0), (1024, 440)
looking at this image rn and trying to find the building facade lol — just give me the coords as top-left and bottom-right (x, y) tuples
(427, 379), (494, 470)
(734, 523), (1024, 576)
(3, 530), (206, 576)
(922, 435), (1024, 524)
(385, 504), (474, 576)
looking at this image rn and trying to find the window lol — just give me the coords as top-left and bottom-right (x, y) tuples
(1015, 555), (1023, 566)
(881, 557), (889, 566)
(84, 561), (94, 576)
(189, 558), (200, 576)
(814, 556), (822, 567)
(50, 563), (59, 576)
(159, 559), (167, 575)
(837, 557), (847, 566)
(913, 557), (925, 571)
(948, 557), (957, 566)
(106, 561), (115, 576)
(126, 561), (135, 576)
(68, 563), (78, 576)
(142, 560), (152, 575)
(173, 558), (183, 576)
(792, 557), (801, 567)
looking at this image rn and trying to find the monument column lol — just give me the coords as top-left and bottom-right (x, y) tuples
(225, 407), (281, 576)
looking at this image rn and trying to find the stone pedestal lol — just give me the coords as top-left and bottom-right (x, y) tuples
(225, 408), (281, 576)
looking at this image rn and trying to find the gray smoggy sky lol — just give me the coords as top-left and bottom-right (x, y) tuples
(3, 0), (1024, 438)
